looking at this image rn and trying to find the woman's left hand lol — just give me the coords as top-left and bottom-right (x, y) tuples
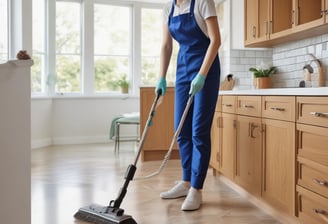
(189, 74), (206, 96)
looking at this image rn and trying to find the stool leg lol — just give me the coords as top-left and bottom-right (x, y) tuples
(115, 122), (120, 153)
(117, 123), (120, 152)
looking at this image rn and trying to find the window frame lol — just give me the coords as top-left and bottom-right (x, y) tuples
(31, 0), (48, 94)
(55, 0), (83, 94)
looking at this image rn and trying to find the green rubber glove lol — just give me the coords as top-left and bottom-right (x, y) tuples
(189, 73), (206, 96)
(155, 77), (167, 96)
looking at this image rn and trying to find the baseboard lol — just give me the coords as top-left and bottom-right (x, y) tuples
(31, 138), (52, 149)
(52, 135), (112, 145)
(31, 136), (113, 149)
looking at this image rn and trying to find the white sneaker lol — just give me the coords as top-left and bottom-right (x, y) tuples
(160, 181), (189, 199)
(181, 188), (202, 211)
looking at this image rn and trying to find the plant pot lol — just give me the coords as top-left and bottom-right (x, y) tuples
(256, 77), (271, 89)
(121, 86), (129, 94)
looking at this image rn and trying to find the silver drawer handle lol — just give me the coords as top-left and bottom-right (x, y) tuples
(310, 112), (328, 117)
(242, 105), (254, 109)
(313, 178), (327, 186)
(270, 107), (285, 111)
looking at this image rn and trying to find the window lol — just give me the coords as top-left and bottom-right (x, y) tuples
(32, 0), (46, 93)
(55, 1), (81, 93)
(30, 1), (166, 96)
(94, 4), (131, 93)
(0, 0), (8, 62)
(141, 7), (177, 86)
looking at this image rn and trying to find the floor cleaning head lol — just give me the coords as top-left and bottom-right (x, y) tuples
(74, 204), (137, 224)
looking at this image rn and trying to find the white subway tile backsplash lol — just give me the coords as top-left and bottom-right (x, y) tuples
(245, 51), (256, 57)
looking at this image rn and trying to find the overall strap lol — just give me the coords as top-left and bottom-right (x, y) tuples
(169, 0), (196, 17)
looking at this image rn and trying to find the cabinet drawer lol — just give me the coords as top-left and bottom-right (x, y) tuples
(221, 95), (236, 113)
(236, 96), (261, 117)
(298, 157), (328, 199)
(297, 97), (328, 128)
(297, 186), (328, 224)
(262, 96), (295, 121)
(297, 124), (328, 167)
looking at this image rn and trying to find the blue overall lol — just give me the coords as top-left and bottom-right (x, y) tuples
(168, 0), (220, 189)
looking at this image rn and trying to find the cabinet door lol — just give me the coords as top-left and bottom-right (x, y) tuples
(270, 0), (293, 38)
(235, 115), (262, 196)
(294, 0), (324, 31)
(262, 118), (296, 216)
(210, 111), (222, 172)
(258, 0), (270, 41)
(140, 87), (177, 161)
(220, 113), (236, 180)
(244, 0), (258, 45)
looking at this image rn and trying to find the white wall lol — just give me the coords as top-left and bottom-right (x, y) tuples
(31, 98), (53, 148)
(31, 96), (140, 148)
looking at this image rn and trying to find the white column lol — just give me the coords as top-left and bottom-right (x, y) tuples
(0, 60), (33, 224)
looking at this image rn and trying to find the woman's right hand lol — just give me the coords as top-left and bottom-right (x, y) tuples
(155, 77), (167, 96)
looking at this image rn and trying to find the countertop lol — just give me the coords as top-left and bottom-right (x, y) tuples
(219, 87), (328, 96)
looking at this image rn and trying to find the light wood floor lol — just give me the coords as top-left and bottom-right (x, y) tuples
(31, 142), (281, 224)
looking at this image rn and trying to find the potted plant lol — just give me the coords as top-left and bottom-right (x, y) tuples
(116, 75), (129, 93)
(249, 63), (276, 89)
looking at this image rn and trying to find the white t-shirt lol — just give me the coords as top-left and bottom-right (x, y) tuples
(163, 0), (217, 37)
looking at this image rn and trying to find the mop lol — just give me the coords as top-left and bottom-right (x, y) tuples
(74, 90), (194, 224)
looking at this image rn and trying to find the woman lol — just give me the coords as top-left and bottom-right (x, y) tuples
(155, 0), (221, 211)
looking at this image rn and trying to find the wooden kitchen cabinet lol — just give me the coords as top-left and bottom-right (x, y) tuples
(139, 87), (179, 161)
(234, 96), (262, 195)
(212, 94), (328, 222)
(261, 96), (296, 216)
(244, 0), (293, 47)
(244, 0), (328, 47)
(262, 118), (296, 215)
(235, 115), (262, 195)
(296, 96), (328, 224)
(244, 0), (270, 45)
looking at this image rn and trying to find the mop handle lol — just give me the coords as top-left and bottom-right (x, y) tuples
(108, 90), (162, 211)
(133, 90), (162, 166)
(134, 95), (194, 180)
